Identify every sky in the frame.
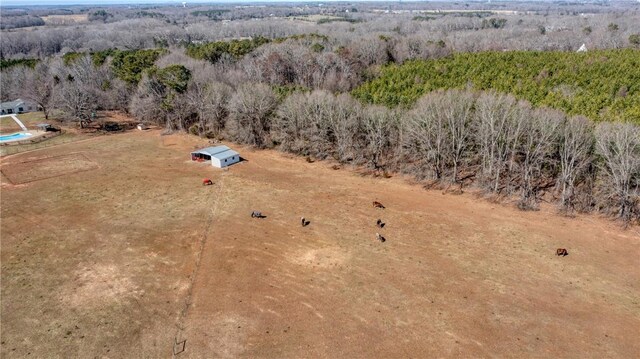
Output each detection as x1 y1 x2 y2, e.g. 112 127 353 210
2 0 321 6
3 0 363 5
5 0 228 5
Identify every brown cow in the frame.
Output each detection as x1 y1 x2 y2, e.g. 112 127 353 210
376 233 386 243
556 248 568 256
373 201 385 209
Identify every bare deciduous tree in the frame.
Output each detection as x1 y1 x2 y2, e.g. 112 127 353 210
405 93 449 181
186 76 231 137
226 83 277 148
517 108 562 210
273 90 333 157
475 92 526 194
443 90 474 183
327 94 362 163
130 73 166 125
557 116 594 214
595 122 640 225
405 90 474 183
1 66 28 102
22 62 55 120
361 105 396 169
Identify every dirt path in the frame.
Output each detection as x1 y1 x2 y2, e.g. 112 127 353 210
172 169 229 356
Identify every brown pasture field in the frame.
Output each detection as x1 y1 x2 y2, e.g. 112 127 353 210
1 129 639 358
1 153 98 184
41 14 88 25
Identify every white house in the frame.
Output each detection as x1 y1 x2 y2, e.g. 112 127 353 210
191 145 240 168
0 99 39 115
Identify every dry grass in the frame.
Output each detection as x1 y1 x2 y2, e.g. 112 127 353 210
1 112 49 134
41 14 88 25
288 14 344 22
1 129 638 358
1 153 98 184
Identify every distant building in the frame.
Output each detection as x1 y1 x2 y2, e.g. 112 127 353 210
191 145 240 168
0 99 39 115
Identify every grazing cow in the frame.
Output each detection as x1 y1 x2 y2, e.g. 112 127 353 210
301 217 310 227
556 248 568 256
376 219 385 228
373 201 385 209
376 233 386 243
202 178 213 186
251 211 265 218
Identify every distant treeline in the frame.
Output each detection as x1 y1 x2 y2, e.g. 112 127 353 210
353 49 640 123
191 10 230 19
317 17 362 24
0 15 45 30
185 34 328 64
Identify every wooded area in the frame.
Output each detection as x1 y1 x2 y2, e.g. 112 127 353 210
353 49 640 123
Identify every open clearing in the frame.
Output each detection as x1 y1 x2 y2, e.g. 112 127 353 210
1 153 98 184
41 14 88 25
1 130 639 358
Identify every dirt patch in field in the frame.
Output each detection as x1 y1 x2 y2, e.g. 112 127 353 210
290 246 350 268
1 152 98 184
63 264 143 308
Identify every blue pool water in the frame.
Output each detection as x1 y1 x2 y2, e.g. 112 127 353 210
0 132 32 142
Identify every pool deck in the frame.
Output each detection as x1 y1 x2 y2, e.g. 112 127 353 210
0 130 53 146
0 132 34 143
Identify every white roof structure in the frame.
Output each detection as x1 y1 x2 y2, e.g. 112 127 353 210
577 44 587 52
191 145 239 160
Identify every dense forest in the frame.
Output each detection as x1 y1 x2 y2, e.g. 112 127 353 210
353 49 640 123
0 1 638 225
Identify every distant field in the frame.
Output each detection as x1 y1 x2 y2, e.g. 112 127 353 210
41 14 87 25
1 128 638 357
353 49 640 123
289 14 346 22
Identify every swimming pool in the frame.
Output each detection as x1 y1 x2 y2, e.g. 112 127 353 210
0 132 33 142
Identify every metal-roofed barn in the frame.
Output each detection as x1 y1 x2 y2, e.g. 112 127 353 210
191 145 240 168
